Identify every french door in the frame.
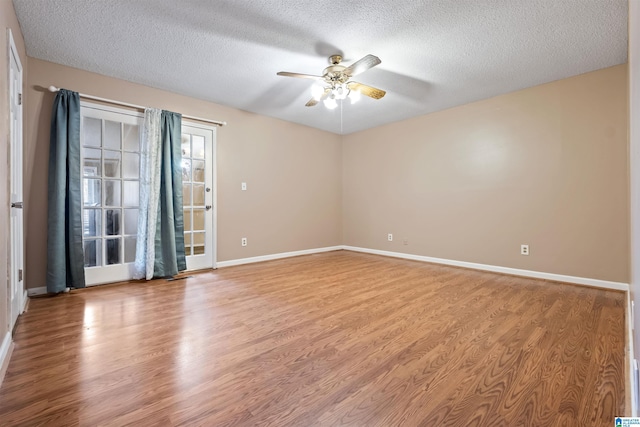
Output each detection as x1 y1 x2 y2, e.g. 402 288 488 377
81 105 142 285
80 104 216 285
181 123 216 271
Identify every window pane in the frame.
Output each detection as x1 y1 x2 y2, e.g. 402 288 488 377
83 148 101 176
183 208 192 231
183 184 192 205
106 238 121 265
193 184 205 206
104 180 121 206
193 160 205 183
123 124 140 152
192 135 205 159
84 239 101 267
124 237 136 263
123 181 139 207
193 209 205 231
83 209 101 237
104 120 121 150
193 232 205 245
184 233 192 257
193 232 205 255
104 150 121 178
124 209 138 235
123 153 139 179
83 179 101 206
181 134 191 157
105 209 121 235
83 117 101 147
182 159 191 182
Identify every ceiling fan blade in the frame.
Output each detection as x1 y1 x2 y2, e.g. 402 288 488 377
343 54 381 77
305 88 331 107
347 82 386 99
277 71 325 80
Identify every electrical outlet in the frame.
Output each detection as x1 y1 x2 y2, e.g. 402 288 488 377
241 237 247 247
520 244 529 256
388 233 393 242
241 182 247 191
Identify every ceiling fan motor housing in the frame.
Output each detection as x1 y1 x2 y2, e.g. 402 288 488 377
323 65 349 84
329 55 343 65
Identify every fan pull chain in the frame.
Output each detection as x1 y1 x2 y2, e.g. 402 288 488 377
340 99 343 134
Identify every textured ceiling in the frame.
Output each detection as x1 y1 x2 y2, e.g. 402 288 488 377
13 0 628 134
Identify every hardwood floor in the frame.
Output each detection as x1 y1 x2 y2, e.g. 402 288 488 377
0 250 626 426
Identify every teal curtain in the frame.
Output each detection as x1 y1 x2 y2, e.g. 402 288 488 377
46 89 86 293
153 111 186 277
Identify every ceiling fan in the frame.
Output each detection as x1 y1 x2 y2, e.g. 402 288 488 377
277 54 386 109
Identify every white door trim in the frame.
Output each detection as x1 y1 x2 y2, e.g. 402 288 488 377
7 28 24 331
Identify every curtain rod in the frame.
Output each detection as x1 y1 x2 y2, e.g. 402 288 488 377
48 86 227 127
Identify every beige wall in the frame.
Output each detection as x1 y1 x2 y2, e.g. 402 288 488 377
343 65 629 283
0 0 27 337
25 59 343 289
21 59 630 288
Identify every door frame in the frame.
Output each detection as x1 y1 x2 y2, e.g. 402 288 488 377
7 28 25 331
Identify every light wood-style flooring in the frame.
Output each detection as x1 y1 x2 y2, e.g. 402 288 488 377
0 250 626 426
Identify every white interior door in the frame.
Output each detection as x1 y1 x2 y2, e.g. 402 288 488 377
181 123 216 270
8 29 24 330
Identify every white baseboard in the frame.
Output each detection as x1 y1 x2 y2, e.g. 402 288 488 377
27 286 47 296
0 332 12 386
21 289 28 313
342 246 629 291
628 291 638 416
30 246 629 291
218 245 628 290
216 246 343 268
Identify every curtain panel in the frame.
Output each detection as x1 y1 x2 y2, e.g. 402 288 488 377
46 89 86 293
154 111 187 277
134 109 186 279
134 108 162 280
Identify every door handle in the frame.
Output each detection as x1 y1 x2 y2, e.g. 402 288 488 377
11 202 23 209
205 205 212 211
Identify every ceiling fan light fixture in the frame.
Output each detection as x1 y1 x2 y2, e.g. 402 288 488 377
349 89 361 104
310 84 325 101
334 84 349 100
324 97 338 109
